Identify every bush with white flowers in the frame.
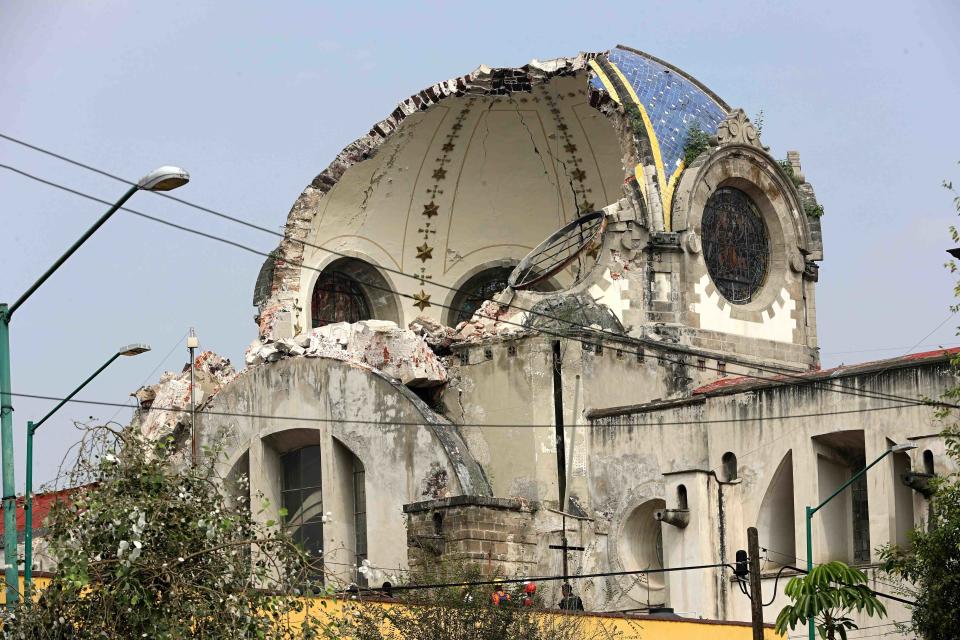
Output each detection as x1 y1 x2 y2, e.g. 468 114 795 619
4 424 327 639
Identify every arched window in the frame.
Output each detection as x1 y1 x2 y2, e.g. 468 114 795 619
702 187 769 304
677 484 688 510
449 266 515 326
448 264 555 326
310 257 400 328
757 451 795 566
281 446 324 577
923 449 935 475
312 271 372 328
721 452 738 481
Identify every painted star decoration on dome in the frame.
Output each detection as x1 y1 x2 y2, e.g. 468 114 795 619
413 290 431 311
422 202 439 218
416 243 433 262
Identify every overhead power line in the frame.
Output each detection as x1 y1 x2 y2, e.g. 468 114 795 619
347 561 738 593
1 132 952 409
4 134 955 412
10 391 918 429
0 161 953 414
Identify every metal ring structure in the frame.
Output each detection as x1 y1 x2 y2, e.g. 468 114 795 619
508 211 607 290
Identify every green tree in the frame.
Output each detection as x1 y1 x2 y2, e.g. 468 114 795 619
879 174 960 639
5 424 325 639
774 561 886 640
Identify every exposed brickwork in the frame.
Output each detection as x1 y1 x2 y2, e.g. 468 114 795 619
404 496 539 577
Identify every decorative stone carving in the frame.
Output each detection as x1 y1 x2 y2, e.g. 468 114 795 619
716 108 763 149
685 230 702 254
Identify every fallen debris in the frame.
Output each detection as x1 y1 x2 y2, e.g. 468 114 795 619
133 351 237 442
245 320 447 388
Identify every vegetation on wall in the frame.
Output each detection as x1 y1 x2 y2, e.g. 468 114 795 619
879 171 960 640
683 124 712 166
778 159 804 187
804 201 826 218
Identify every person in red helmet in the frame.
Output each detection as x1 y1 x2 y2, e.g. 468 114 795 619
521 581 537 607
490 583 511 606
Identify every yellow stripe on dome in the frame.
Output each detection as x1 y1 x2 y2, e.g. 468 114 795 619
588 60 621 104
663 161 686 231
605 61 670 230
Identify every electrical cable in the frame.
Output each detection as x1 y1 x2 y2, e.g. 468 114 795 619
761 547 906 593
0 162 951 414
341 561 737 594
0 134 951 410
9 392 919 430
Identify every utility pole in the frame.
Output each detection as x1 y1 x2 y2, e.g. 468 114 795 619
747 527 764 640
187 328 199 466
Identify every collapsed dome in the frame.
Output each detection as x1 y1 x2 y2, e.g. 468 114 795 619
256 46 732 338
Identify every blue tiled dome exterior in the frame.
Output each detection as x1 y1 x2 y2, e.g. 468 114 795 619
590 46 729 226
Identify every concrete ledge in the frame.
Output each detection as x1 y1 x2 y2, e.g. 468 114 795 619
404 495 538 514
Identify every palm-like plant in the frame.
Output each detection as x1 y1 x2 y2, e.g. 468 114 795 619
775 561 886 640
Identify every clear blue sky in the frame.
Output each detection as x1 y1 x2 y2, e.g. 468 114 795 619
2 1 958 489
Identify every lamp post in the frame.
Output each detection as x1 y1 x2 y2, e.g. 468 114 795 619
0 166 188 606
803 442 917 640
23 344 150 598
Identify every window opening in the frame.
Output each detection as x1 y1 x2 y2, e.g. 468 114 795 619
280 446 324 579
851 471 870 563
702 187 769 304
923 449 934 475
311 270 372 328
722 452 738 481
353 456 367 586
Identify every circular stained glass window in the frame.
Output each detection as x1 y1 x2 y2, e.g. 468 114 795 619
702 187 769 304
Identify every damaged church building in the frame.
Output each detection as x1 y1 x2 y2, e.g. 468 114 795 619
128 46 955 628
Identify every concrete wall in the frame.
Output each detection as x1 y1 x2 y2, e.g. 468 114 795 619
197 356 489 579
589 355 957 631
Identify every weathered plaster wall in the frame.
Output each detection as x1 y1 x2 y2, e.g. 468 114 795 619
588 355 957 625
196 356 490 574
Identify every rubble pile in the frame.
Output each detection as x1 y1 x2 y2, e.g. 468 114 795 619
133 351 237 442
452 299 528 342
408 315 459 354
245 320 447 387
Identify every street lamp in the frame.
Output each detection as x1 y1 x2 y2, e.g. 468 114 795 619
23 344 150 598
803 442 917 639
0 166 187 606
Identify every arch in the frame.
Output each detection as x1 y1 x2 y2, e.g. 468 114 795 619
923 449 935 475
891 449 914 548
280 444 325 577
619 498 667 590
756 450 795 566
721 452 738 482
309 257 400 328
444 261 558 326
676 484 688 510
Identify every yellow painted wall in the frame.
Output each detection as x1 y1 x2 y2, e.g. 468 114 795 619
8 577 781 638
289 596 783 639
